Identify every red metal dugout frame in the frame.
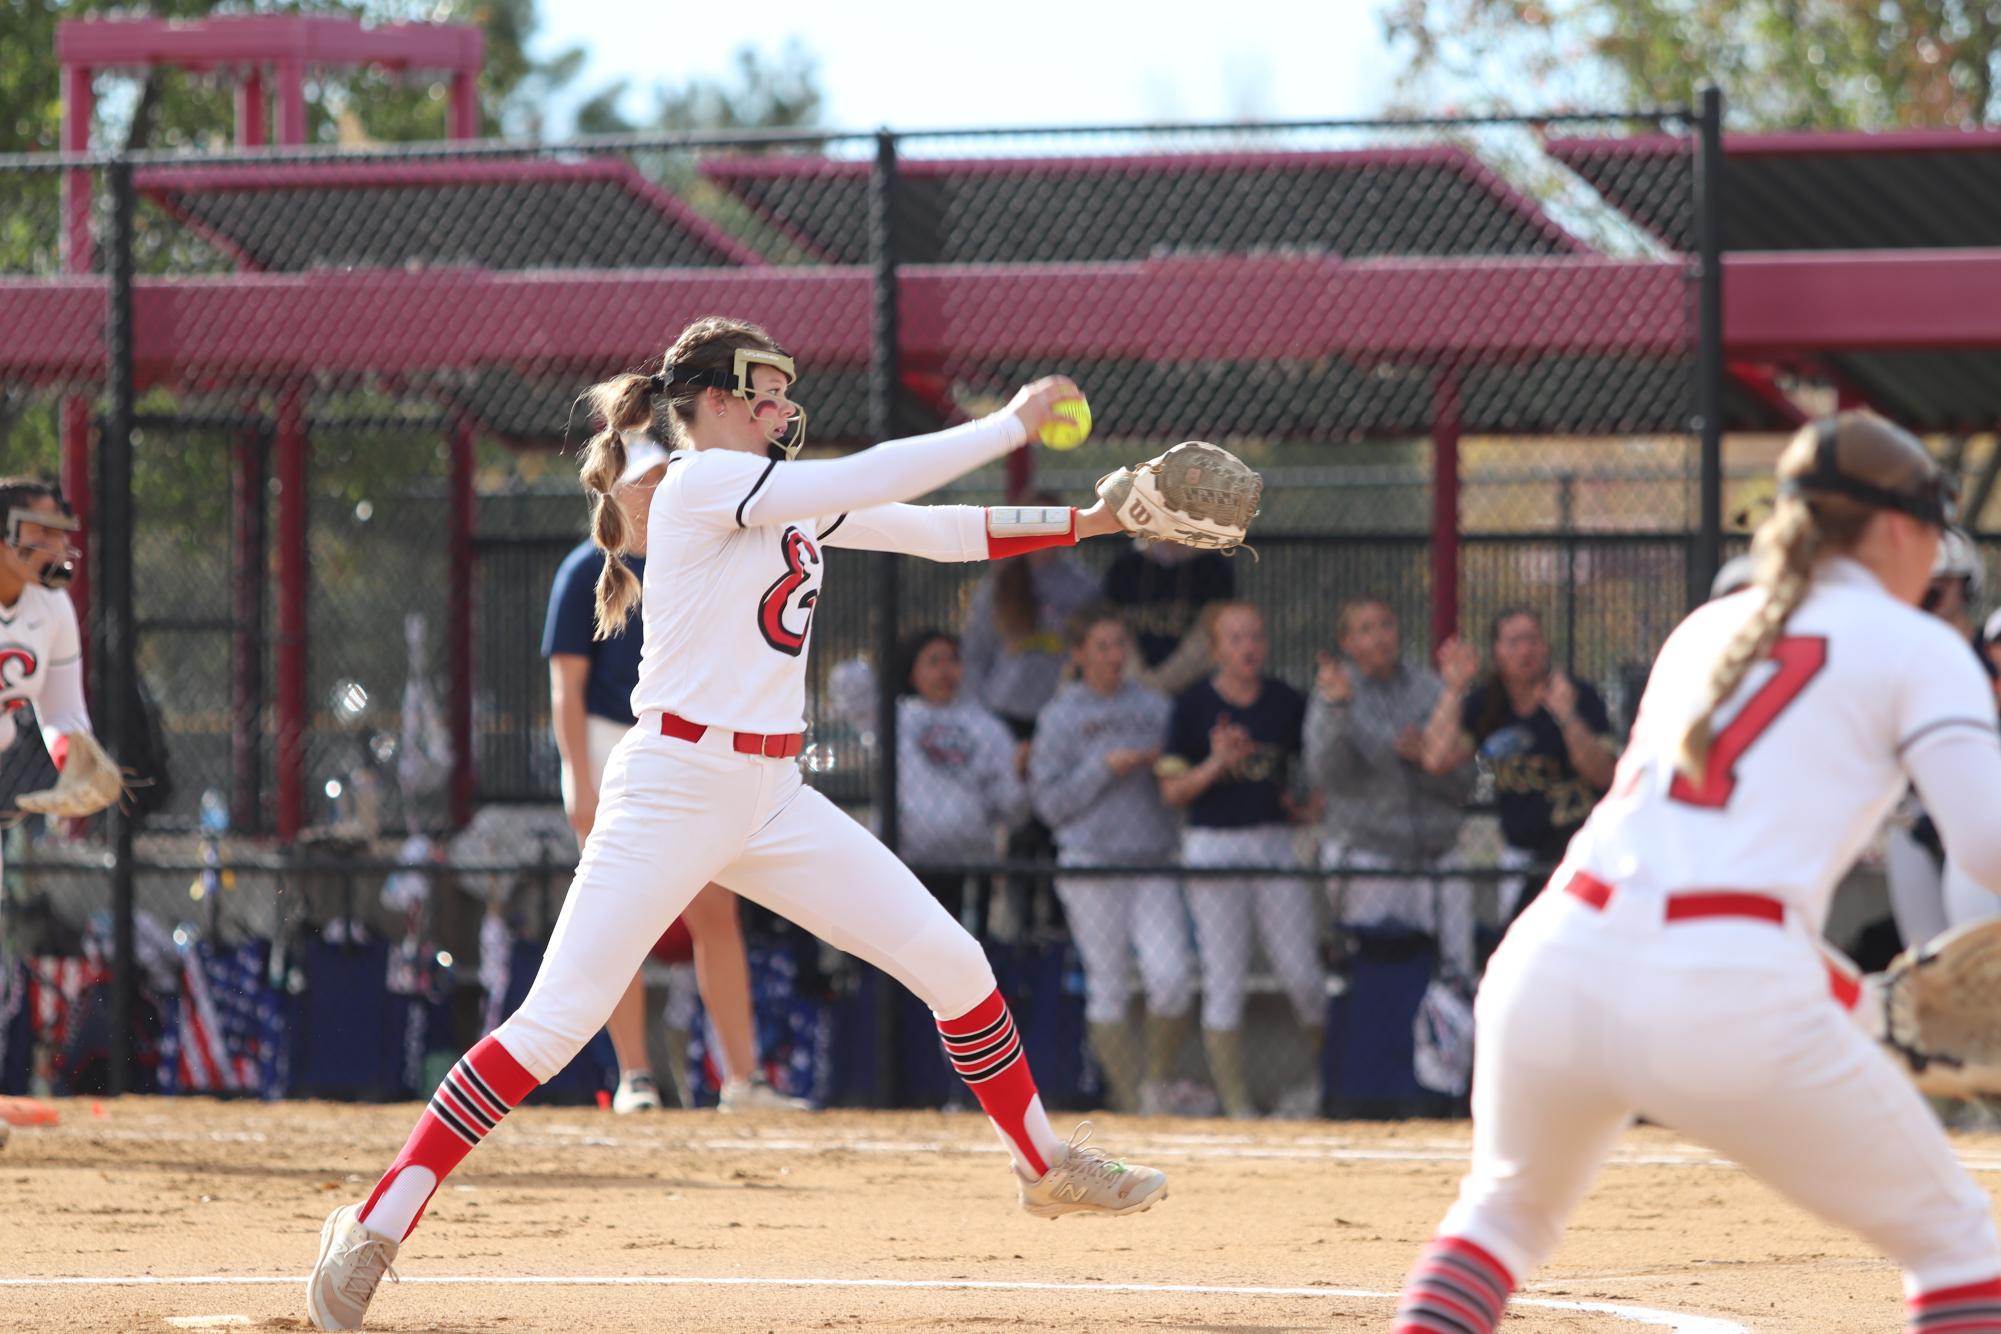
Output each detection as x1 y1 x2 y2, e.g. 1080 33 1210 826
58 14 485 840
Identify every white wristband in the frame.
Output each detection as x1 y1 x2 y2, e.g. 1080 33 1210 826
987 506 1072 538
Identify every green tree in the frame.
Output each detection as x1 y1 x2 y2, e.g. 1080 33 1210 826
0 0 591 155
576 40 825 134
1380 0 2001 127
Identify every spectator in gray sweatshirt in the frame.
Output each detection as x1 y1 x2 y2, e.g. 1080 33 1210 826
961 491 1101 931
1305 596 1479 980
1030 605 1195 1114
961 494 1103 737
895 628 1031 933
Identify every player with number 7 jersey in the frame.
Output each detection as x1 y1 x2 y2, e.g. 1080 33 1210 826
1393 412 2001 1334
307 317 1168 1333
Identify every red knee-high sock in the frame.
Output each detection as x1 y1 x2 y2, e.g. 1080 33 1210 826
1909 1277 2001 1333
358 1034 538 1240
1394 1235 1516 1334
938 989 1049 1177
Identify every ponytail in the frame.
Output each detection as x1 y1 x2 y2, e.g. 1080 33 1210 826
577 371 655 640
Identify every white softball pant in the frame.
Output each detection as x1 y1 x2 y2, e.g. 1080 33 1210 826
495 716 995 1080
1053 857 1196 1025
1441 882 2000 1295
1181 825 1324 1032
1325 842 1477 980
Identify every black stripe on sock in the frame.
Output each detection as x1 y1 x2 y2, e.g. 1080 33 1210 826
949 1025 1020 1073
1396 1296 1481 1334
457 1061 506 1115
440 1076 498 1132
1912 1304 2001 1328
1431 1254 1507 1312
956 1037 1024 1082
1414 1271 1500 1325
939 1011 1010 1049
427 1095 481 1147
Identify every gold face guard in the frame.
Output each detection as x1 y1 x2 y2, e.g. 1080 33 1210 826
732 349 805 460
664 348 807 460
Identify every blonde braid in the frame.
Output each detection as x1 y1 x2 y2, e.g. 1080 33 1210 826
577 372 655 640
1673 500 1821 783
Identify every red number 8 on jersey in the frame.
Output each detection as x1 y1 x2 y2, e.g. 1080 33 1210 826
757 527 821 658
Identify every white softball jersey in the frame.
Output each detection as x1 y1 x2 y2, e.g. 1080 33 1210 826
0 582 90 757
1563 556 1998 929
629 416 1028 736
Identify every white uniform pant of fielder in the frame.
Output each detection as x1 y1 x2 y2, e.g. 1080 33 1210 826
1053 861 1197 1026
1180 826 1324 1033
495 717 996 1081
1443 887 2001 1295
1323 842 1477 981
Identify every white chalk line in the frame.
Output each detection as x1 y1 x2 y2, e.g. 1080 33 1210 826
0 1273 1749 1332
48 1122 2001 1175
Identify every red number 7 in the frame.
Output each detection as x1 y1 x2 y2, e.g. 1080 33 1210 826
1668 635 1828 809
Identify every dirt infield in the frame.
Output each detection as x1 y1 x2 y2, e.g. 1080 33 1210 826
3 1097 1994 1332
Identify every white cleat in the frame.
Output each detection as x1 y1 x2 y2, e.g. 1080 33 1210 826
611 1070 663 1114
306 1204 398 1332
1017 1123 1168 1220
719 1075 812 1112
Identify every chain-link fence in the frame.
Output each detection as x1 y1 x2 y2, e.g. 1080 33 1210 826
0 107 1766 1108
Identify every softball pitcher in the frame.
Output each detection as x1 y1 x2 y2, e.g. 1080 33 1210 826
308 318 1172 1331
1395 413 2001 1334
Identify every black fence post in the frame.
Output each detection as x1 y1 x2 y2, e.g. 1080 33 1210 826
868 128 902 1111
1690 86 1727 611
870 129 901 856
101 158 138 1096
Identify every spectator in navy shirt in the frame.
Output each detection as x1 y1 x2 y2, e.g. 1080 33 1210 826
1158 602 1324 1119
1104 539 1236 697
544 445 799 1113
1420 608 1615 924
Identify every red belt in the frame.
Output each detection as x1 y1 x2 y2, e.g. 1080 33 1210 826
1562 870 1858 1009
659 711 803 759
1562 870 1786 924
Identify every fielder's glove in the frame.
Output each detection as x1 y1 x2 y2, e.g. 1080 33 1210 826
1095 441 1262 554
1857 919 2001 1098
16 730 127 819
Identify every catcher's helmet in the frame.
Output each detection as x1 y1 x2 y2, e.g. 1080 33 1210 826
1932 526 1986 608
0 479 80 590
1709 553 1756 601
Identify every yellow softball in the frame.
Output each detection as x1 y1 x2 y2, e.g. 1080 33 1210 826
1038 396 1092 450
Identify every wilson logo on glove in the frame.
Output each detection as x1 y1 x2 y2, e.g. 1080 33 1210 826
1095 441 1262 555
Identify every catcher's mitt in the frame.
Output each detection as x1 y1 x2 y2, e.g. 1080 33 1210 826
15 730 126 819
1096 441 1262 554
1858 919 2001 1098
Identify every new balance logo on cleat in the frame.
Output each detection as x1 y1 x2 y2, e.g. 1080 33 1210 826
1017 1123 1168 1220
